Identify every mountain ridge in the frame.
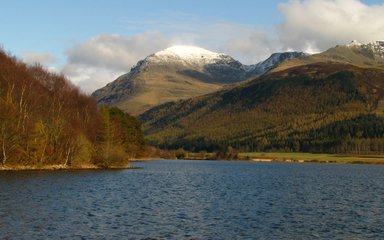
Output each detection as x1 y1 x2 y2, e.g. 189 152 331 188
92 46 304 115
271 40 384 73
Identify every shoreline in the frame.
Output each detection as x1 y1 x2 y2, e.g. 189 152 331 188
0 163 139 172
0 157 164 171
238 152 384 165
129 158 159 162
180 152 384 164
183 158 384 164
3 154 384 171
246 158 384 164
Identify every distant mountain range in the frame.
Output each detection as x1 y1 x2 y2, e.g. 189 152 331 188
272 40 384 72
92 46 305 115
92 40 384 153
137 41 384 153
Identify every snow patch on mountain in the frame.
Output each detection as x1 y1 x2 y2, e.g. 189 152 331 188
246 52 307 76
149 45 229 65
346 40 384 58
156 45 223 59
365 41 384 58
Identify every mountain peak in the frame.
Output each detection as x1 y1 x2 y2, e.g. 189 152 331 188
155 45 223 60
346 40 363 47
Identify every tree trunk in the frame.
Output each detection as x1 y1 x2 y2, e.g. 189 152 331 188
2 140 6 166
64 147 71 166
40 139 48 165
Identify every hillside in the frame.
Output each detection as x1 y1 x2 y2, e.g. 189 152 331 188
92 45 304 115
0 50 145 169
272 40 384 72
139 63 384 153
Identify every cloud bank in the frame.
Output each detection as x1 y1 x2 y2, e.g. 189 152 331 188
62 32 178 92
60 0 384 93
279 0 384 52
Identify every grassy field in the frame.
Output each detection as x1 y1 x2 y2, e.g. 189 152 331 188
239 152 384 164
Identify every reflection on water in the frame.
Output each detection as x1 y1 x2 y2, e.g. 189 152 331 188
1 160 384 239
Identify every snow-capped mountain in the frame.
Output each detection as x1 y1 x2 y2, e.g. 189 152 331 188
92 45 304 115
346 40 384 59
131 45 248 84
320 40 384 63
246 52 307 77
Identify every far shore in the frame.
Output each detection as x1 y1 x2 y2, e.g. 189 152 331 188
182 152 384 164
3 152 384 171
128 157 159 162
239 152 384 164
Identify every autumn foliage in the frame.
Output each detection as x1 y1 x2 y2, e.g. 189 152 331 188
0 50 144 168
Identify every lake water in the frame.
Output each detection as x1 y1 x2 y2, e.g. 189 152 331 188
1 160 384 239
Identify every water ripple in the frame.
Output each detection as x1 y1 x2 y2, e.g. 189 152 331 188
1 160 384 239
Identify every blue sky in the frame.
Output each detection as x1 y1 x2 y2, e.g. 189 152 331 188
1 0 384 92
1 0 282 57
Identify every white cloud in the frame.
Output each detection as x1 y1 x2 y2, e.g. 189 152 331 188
64 65 125 94
65 32 173 72
21 51 57 65
20 51 59 72
278 0 384 52
214 23 279 64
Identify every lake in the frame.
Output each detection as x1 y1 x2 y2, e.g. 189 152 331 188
1 160 384 239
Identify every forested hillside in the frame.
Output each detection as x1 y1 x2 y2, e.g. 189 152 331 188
140 63 384 154
0 50 144 169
